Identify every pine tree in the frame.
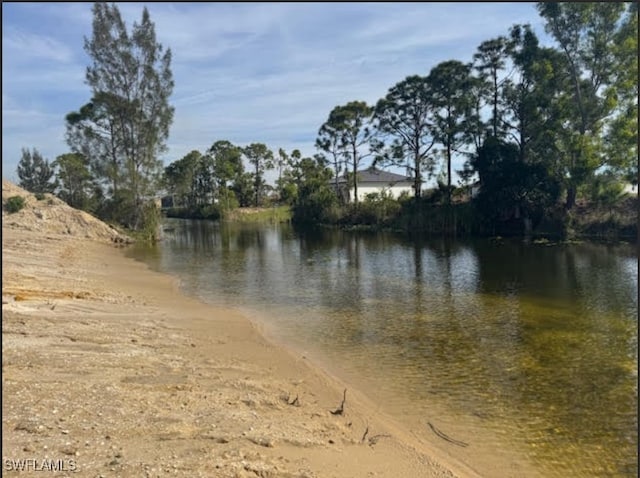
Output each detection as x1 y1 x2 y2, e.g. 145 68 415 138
17 148 57 194
66 2 174 231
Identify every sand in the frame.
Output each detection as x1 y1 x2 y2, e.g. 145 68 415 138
2 181 480 477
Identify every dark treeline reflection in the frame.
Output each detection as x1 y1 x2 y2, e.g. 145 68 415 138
129 219 638 477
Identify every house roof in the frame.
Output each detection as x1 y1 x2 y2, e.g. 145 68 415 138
334 167 412 185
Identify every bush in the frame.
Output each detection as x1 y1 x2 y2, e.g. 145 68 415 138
339 192 401 228
4 195 26 213
588 174 626 210
164 204 221 221
218 188 240 213
35 192 46 201
279 183 298 205
198 204 221 220
137 201 162 241
393 198 482 236
292 184 340 225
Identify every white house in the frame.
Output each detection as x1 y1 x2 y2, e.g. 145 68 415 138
331 167 415 203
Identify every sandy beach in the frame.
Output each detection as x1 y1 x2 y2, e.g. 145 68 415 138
2 180 482 477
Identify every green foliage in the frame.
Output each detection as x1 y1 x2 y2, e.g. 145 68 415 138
224 206 292 224
277 149 315 206
137 201 162 242
373 75 436 198
316 101 374 204
94 191 136 226
472 36 511 138
472 137 561 233
339 192 401 228
4 195 26 214
163 150 209 209
587 172 627 209
243 143 274 207
502 25 569 167
273 148 292 202
17 148 57 194
53 152 95 211
536 1 630 209
316 111 347 194
209 140 244 194
293 186 340 225
48 1 633 240
217 188 240 214
605 100 638 185
278 182 298 205
66 3 174 233
427 60 475 203
231 172 255 208
394 199 481 236
162 142 248 220
165 204 221 221
292 156 340 224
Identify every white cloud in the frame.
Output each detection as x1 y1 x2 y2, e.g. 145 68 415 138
2 2 552 185
3 28 75 63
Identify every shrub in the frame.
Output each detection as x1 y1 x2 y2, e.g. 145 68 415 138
137 201 162 241
34 192 46 201
292 184 340 225
339 192 401 228
4 195 26 213
218 188 240 213
198 204 221 220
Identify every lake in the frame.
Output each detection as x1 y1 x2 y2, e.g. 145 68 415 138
128 219 638 477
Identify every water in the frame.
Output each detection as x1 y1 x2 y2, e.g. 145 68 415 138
129 219 638 477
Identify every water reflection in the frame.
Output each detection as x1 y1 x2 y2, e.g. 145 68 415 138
132 220 638 477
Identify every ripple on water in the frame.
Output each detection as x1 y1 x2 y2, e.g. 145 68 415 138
128 221 638 478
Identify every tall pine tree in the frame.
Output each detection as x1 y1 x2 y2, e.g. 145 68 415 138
66 2 174 231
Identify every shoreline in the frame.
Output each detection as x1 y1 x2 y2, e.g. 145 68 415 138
2 223 482 477
140 251 544 478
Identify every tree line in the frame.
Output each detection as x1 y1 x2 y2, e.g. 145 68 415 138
315 2 637 214
158 2 637 235
14 2 637 238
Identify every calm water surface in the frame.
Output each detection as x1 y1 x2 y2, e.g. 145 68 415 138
129 219 638 477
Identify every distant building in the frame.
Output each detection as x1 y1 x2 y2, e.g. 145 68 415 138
623 182 638 196
330 167 415 203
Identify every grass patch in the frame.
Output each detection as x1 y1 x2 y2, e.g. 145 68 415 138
223 205 291 223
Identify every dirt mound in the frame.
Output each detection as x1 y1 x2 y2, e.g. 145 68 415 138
2 179 132 244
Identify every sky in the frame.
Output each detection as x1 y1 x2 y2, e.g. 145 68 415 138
2 2 553 186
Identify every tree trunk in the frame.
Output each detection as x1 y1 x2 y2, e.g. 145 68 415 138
414 157 421 198
565 185 576 210
255 161 260 207
333 154 341 203
524 216 532 238
447 138 452 205
493 69 499 137
352 146 358 206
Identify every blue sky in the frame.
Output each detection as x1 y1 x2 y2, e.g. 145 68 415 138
2 2 552 185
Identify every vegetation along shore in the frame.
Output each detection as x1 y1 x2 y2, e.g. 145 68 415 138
9 3 637 243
